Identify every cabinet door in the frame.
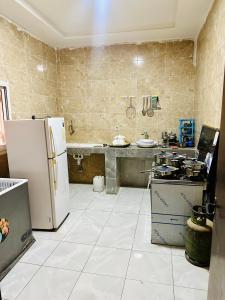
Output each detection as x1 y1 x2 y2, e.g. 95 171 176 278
151 222 187 246
151 183 203 216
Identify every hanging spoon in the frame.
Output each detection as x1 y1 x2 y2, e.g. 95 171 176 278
147 96 154 117
142 96 147 116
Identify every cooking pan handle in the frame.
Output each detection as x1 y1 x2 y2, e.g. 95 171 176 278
140 169 154 173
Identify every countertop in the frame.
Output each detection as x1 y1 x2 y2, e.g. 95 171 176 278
66 143 196 158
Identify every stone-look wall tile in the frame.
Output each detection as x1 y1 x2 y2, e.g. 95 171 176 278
0 16 197 144
195 0 225 138
58 41 195 143
0 17 57 119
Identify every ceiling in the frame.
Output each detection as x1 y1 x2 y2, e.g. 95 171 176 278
0 0 213 48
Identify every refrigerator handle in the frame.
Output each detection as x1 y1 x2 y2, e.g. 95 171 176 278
49 126 56 158
52 157 58 193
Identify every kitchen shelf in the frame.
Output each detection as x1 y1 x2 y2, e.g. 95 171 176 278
179 119 195 147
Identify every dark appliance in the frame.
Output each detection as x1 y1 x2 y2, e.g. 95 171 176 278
197 125 220 210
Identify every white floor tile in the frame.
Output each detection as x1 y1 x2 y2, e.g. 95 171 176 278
133 214 170 254
16 266 80 300
135 214 151 230
44 242 93 271
1 263 39 300
171 247 185 257
106 212 138 229
69 273 124 300
69 196 93 210
140 190 151 215
174 286 208 300
84 246 130 277
97 227 135 249
33 211 84 241
118 187 144 202
70 184 92 194
88 197 117 211
172 255 209 290
2 186 209 298
133 236 171 254
64 222 102 245
113 200 141 214
91 192 118 201
127 251 173 285
78 210 111 227
20 239 59 265
121 279 174 300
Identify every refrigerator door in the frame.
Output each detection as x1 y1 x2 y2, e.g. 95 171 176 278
4 120 54 230
48 152 69 228
45 118 67 158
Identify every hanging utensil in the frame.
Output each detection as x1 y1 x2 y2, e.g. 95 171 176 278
151 96 161 110
142 97 146 116
147 96 154 117
126 96 136 119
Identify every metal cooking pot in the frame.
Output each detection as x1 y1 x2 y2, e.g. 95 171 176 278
154 151 168 165
183 158 205 170
183 158 206 177
169 152 186 168
154 164 179 177
154 151 186 167
185 168 201 178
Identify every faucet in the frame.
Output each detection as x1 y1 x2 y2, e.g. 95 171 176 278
68 120 75 135
142 131 149 139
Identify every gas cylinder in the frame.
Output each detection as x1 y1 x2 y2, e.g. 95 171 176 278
185 205 213 267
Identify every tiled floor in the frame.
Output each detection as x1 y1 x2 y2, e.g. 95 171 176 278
1 184 209 300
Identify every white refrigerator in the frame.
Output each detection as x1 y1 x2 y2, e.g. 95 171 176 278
4 117 69 230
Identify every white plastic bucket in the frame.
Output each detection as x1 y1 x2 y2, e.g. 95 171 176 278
93 176 105 192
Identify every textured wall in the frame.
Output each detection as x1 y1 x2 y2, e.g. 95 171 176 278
195 0 225 137
0 17 58 119
57 41 195 144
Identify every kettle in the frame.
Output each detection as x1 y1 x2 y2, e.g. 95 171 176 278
112 135 126 146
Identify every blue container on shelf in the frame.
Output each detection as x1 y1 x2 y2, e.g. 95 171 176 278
179 119 195 147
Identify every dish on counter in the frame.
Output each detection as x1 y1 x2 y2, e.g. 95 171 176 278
136 139 158 148
109 143 130 148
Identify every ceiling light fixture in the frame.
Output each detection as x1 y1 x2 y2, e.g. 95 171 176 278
133 56 144 66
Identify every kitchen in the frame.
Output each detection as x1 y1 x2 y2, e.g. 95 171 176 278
0 0 225 299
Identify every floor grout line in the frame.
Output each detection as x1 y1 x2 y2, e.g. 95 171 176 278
65 201 114 300
171 251 176 300
118 188 144 300
13 265 41 300
12 207 88 300
3 186 208 299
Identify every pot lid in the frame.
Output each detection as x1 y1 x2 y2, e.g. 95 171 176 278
171 152 186 160
183 158 205 166
155 164 178 173
155 151 170 158
155 151 185 160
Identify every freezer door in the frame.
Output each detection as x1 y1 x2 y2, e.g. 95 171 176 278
49 152 69 228
45 118 67 158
